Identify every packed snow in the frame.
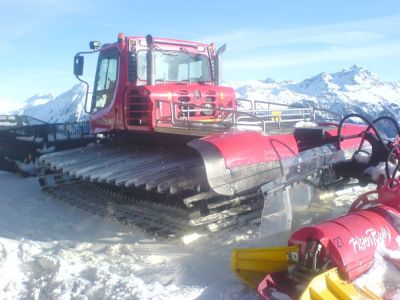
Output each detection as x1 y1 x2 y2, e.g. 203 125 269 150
1 170 400 299
0 171 262 300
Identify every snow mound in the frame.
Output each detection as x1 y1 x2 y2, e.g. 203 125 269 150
0 172 262 299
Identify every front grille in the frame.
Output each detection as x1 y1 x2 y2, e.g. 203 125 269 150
126 94 151 126
205 96 215 102
178 96 190 103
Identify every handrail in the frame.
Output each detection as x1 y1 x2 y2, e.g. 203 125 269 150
155 99 268 131
154 98 345 134
236 98 342 121
154 99 320 133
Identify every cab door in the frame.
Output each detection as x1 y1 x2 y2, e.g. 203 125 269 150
90 49 119 133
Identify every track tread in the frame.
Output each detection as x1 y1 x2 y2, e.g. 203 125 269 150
37 145 265 235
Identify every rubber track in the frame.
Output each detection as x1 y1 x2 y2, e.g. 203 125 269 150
37 162 264 235
45 181 190 236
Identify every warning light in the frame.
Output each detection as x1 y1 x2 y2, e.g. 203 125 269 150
209 43 216 54
118 32 125 50
118 32 125 42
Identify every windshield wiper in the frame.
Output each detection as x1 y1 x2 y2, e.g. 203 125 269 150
179 47 190 54
161 52 179 56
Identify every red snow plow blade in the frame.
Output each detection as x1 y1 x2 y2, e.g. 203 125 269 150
233 177 400 299
258 204 399 299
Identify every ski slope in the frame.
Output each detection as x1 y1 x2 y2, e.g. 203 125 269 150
0 171 399 299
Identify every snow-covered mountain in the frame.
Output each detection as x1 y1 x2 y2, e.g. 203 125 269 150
21 84 88 123
23 93 54 109
1 65 399 124
230 65 400 119
0 84 88 123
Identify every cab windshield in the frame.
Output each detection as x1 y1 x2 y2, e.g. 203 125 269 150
137 50 211 83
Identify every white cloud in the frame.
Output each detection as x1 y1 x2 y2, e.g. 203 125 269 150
0 0 91 52
200 14 400 49
224 42 400 71
198 14 400 79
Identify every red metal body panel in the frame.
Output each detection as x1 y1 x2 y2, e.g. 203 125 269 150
257 181 400 299
91 43 128 134
200 130 298 168
289 207 399 281
89 35 235 135
199 124 365 169
123 84 235 132
258 205 400 299
257 272 298 300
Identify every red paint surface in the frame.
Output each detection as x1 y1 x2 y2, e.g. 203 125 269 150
89 35 236 134
258 182 400 299
201 123 366 169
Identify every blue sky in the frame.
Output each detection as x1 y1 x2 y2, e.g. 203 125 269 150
0 0 399 102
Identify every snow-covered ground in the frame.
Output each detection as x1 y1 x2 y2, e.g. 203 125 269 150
0 171 263 300
1 170 400 299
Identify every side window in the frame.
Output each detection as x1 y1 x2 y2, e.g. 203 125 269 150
137 51 147 81
92 54 118 112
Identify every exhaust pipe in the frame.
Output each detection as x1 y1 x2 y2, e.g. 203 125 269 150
146 34 154 85
215 44 226 86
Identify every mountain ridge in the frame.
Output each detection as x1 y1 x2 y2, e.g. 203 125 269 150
230 65 400 119
1 65 399 123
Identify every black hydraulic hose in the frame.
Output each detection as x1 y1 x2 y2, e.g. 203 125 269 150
359 116 400 153
371 115 400 136
337 113 387 151
385 143 400 180
338 114 400 180
358 115 400 179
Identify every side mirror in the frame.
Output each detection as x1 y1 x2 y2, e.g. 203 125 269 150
74 55 84 76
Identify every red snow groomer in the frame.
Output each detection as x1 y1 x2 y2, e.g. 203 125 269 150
36 32 398 234
232 125 400 299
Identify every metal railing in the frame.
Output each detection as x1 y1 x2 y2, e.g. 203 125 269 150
0 115 47 129
154 98 341 134
0 116 92 142
47 122 92 138
155 99 268 132
237 98 342 121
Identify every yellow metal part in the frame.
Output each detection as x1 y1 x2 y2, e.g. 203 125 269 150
271 111 282 122
231 245 299 288
191 117 222 123
300 268 382 300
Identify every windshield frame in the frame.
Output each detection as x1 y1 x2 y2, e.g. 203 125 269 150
136 49 212 83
